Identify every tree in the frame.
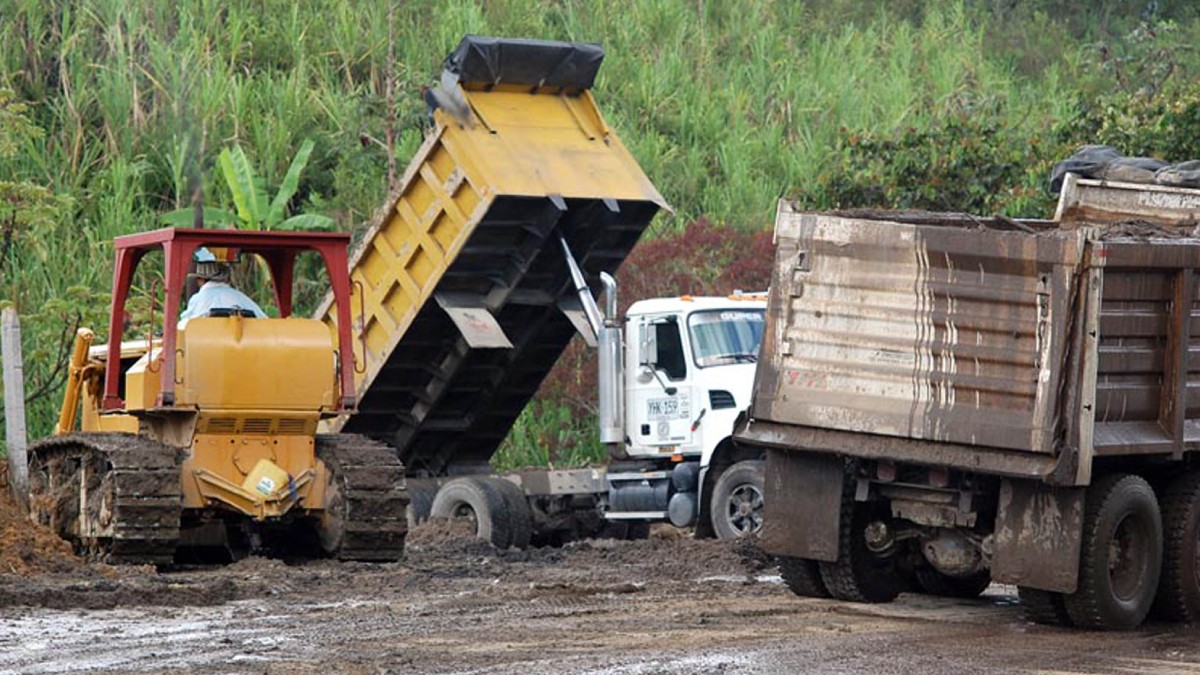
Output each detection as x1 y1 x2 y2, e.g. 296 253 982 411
161 140 333 231
0 89 66 267
0 88 86 450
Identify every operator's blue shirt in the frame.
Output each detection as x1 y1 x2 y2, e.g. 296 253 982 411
180 281 267 320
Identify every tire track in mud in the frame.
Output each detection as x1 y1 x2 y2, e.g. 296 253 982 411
0 601 310 674
7 523 1200 674
6 579 1200 675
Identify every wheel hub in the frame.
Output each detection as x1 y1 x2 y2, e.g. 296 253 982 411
451 503 479 528
1109 512 1149 602
725 484 764 536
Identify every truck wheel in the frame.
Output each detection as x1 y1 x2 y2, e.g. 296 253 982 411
779 556 831 598
819 502 903 603
1063 473 1162 630
1152 470 1200 622
405 480 437 530
430 477 515 549
1019 587 1073 626
914 568 991 598
483 477 533 550
710 460 765 540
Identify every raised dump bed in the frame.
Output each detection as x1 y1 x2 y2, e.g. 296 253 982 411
319 36 667 477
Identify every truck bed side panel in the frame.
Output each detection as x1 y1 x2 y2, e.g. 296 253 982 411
753 206 1084 455
1091 241 1200 457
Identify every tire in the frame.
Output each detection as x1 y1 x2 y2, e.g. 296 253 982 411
1152 470 1200 622
430 477 515 549
405 480 438 530
914 567 991 599
1063 473 1162 630
818 486 903 603
1019 586 1073 626
483 477 533 549
779 556 831 598
710 460 765 540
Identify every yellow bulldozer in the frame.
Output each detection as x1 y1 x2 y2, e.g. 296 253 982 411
28 34 668 563
27 227 406 564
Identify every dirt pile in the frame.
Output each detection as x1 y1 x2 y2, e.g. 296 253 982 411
560 536 764 583
0 507 773 611
406 516 483 551
0 461 86 576
404 516 768 585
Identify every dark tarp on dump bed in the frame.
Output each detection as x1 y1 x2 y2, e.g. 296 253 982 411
444 35 605 90
1049 145 1200 193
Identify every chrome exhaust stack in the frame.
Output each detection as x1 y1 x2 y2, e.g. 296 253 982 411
597 272 624 444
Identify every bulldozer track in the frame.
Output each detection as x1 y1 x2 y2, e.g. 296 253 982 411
314 434 407 561
27 432 182 565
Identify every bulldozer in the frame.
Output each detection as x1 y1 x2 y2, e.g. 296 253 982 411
27 227 407 564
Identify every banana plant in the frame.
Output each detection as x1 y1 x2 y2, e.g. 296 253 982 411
161 139 333 231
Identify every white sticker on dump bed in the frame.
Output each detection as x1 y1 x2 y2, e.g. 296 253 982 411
256 477 277 495
646 397 689 421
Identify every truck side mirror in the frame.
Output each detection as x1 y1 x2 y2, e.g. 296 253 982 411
638 317 679 394
639 322 657 369
636 322 657 383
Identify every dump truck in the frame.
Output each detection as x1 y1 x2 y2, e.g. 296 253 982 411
317 35 767 545
734 174 1200 630
31 36 767 563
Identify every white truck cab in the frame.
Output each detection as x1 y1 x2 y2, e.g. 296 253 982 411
601 292 767 539
623 296 762 461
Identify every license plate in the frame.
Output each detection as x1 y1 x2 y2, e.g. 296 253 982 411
646 397 688 421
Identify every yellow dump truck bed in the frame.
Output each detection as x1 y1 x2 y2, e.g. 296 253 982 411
320 36 667 476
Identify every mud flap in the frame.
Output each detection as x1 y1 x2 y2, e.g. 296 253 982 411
762 448 843 562
991 478 1084 593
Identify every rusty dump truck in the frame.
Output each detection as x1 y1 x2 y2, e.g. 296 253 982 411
735 174 1200 630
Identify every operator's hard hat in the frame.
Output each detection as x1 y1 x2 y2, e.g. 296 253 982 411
190 247 230 282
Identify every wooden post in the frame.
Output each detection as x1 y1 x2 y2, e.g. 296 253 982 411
2 308 28 509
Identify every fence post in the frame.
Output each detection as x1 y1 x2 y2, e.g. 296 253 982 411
2 308 28 509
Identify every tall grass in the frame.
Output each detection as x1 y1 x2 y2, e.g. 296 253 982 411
492 401 604 473
1 0 1198 456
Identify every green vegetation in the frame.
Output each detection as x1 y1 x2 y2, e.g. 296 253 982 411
2 0 1200 465
161 139 332 232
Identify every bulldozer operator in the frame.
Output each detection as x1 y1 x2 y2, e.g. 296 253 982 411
180 247 266 320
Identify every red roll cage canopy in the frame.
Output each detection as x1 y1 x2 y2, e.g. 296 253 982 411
101 227 356 412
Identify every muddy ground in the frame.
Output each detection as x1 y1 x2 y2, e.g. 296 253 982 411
3 508 1200 675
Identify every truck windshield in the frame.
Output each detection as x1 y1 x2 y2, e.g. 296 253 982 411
688 309 764 368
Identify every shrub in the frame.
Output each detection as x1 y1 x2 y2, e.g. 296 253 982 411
798 102 1060 217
